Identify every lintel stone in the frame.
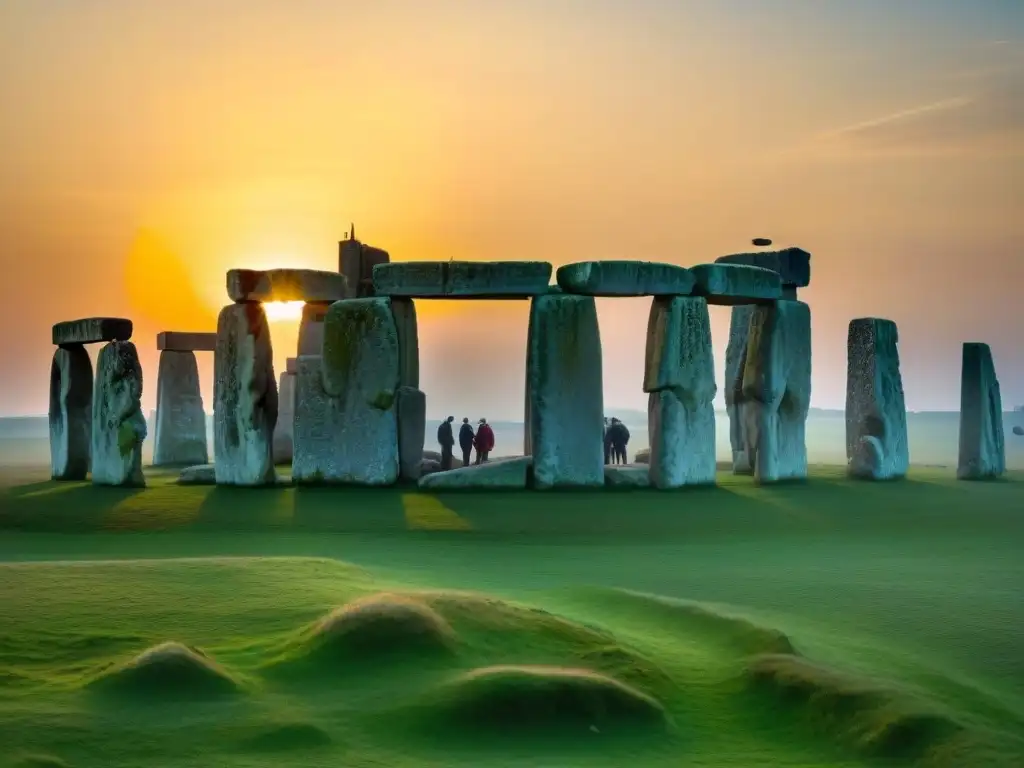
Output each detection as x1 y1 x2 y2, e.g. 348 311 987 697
156 331 216 352
372 261 552 298
690 263 782 306
52 317 132 346
226 269 349 303
557 261 695 297
715 247 811 288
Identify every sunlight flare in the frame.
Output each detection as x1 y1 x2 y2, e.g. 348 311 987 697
262 301 305 322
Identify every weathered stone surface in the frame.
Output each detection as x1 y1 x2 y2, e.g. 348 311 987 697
373 261 552 298
91 341 146 487
604 465 650 488
273 371 296 465
633 448 650 464
156 332 216 352
724 305 756 474
340 238 391 298
690 264 782 306
226 269 348 303
396 386 426 481
286 357 298 375
957 343 1006 480
526 294 604 488
845 318 908 481
556 261 695 297
178 464 216 485
213 303 278 486
297 303 330 356
293 299 400 485
644 296 717 488
420 458 442 476
422 450 464 469
741 300 812 484
52 317 132 346
418 456 530 490
321 297 400 400
153 350 208 466
391 298 420 388
715 247 811 288
48 345 93 480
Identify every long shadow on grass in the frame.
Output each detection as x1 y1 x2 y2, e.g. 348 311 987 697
0 483 144 532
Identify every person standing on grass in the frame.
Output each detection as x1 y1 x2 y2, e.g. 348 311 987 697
458 417 475 468
603 417 613 464
474 418 495 464
437 415 455 470
608 418 630 464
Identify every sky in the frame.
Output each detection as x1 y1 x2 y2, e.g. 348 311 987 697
1 0 1022 420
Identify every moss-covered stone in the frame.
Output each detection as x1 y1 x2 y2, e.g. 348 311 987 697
91 341 146 487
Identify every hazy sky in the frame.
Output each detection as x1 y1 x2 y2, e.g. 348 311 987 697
2 0 1022 420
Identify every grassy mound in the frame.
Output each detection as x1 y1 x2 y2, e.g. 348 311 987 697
746 653 966 761
84 641 241 700
417 664 668 736
236 722 333 753
273 593 459 669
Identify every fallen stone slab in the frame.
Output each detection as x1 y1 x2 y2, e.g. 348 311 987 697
293 299 400 485
556 261 695 297
846 318 908 481
418 456 531 490
633 448 650 464
422 450 464 469
373 261 552 298
526 294 605 488
741 300 812 484
153 350 208 466
156 332 216 352
715 247 811 288
226 269 349 303
273 371 296 465
957 342 1005 480
724 305 756 474
690 264 782 306
91 341 147 487
1013 425 1024 437
48 344 93 480
645 296 717 488
53 317 132 346
604 465 650 488
213 303 278 486
396 386 426 481
178 464 216 485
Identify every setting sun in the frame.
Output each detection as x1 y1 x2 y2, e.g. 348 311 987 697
262 301 305 322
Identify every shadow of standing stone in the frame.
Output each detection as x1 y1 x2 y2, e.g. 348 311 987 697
49 344 93 480
957 342 1005 480
92 341 146 487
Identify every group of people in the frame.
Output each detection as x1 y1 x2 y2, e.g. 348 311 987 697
604 416 631 464
437 416 495 470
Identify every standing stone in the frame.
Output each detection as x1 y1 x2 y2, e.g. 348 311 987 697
725 306 756 474
396 386 427 481
213 303 278 486
846 318 908 480
526 294 604 489
644 296 716 488
49 344 93 480
91 341 146 486
298 303 330 356
957 343 1005 480
153 350 208 466
741 300 812 484
273 370 296 465
293 298 400 484
391 298 420 388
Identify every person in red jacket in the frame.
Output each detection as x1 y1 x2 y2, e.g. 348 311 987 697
474 417 495 464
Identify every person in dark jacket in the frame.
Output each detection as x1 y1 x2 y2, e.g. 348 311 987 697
608 418 630 464
474 418 495 463
437 416 455 470
458 417 475 467
603 417 611 464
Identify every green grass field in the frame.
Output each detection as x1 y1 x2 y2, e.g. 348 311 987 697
1 463 1022 767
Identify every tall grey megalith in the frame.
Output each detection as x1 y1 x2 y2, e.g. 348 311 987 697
741 300 812 483
846 318 909 480
49 344 94 480
725 305 756 474
213 303 278 486
644 296 717 488
273 364 296 465
526 293 604 489
957 342 1005 480
153 346 210 467
91 341 147 486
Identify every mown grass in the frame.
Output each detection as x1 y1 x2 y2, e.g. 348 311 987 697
0 464 1022 767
